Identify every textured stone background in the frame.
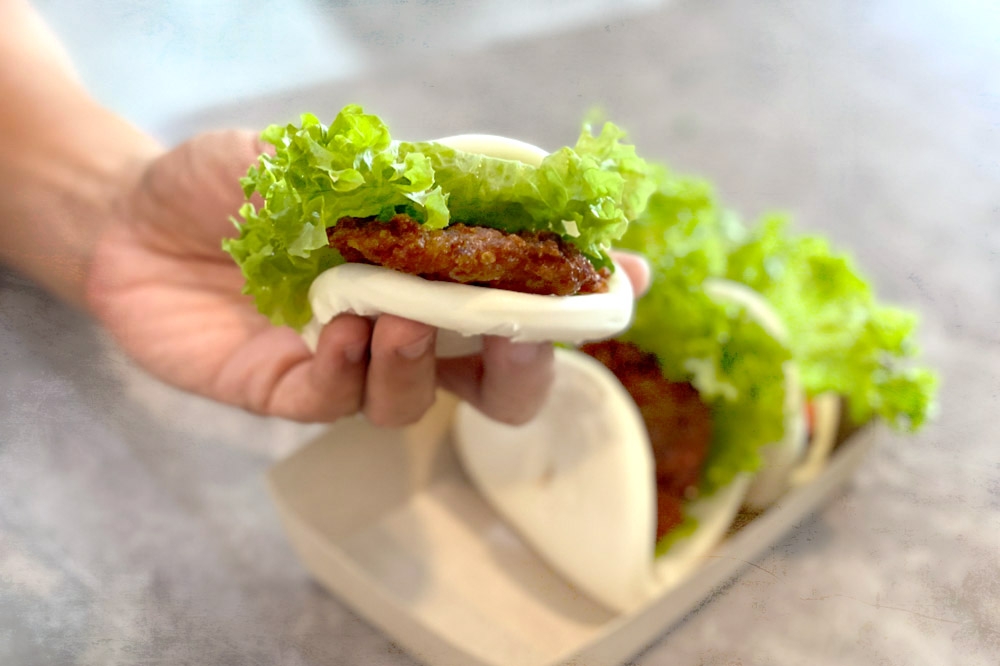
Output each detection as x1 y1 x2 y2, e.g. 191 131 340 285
2 1 998 664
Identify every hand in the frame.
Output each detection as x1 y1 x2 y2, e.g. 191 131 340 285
86 130 650 426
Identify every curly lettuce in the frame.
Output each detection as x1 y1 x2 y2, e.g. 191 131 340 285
726 215 937 431
618 169 791 506
618 165 937 554
223 105 654 329
620 166 936 433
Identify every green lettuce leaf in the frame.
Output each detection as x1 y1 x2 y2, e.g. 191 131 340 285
725 215 938 431
618 169 791 503
654 513 698 557
223 105 654 328
617 165 937 554
621 274 791 498
616 164 744 282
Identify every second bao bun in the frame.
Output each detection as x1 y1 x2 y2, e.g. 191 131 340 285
452 281 842 613
452 348 754 613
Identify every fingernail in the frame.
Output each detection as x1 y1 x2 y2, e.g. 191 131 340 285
397 334 434 360
505 342 545 364
343 342 367 364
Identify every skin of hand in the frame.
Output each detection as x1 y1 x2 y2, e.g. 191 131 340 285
84 130 651 426
0 0 650 428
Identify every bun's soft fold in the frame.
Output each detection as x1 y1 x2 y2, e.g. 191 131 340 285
301 261 634 357
454 349 657 612
454 349 755 613
433 133 549 165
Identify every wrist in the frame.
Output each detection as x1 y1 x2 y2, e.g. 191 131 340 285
0 99 161 307
0 0 163 308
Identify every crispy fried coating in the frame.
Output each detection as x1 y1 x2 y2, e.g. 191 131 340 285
581 340 712 541
328 215 609 296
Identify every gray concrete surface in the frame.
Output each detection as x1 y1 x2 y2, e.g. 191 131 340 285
2 1 998 664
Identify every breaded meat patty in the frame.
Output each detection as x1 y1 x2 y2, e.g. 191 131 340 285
328 214 609 296
581 339 713 540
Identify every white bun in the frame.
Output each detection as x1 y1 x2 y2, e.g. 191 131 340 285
301 262 634 357
741 362 807 510
454 348 753 613
454 349 656 612
702 279 789 341
434 133 549 164
299 133 634 357
703 278 808 510
789 392 843 487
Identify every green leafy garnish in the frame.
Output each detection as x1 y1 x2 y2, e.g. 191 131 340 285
223 105 654 329
618 164 937 554
726 215 938 431
654 514 699 557
619 169 791 501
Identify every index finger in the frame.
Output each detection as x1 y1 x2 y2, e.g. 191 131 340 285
610 249 651 296
437 337 555 425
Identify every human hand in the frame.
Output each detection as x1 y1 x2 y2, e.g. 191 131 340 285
86 130 650 426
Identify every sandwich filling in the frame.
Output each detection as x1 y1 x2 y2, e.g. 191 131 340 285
329 214 609 296
224 106 654 329
581 340 712 541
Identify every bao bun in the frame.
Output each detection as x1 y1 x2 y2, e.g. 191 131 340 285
454 349 752 613
299 134 636 357
454 281 838 613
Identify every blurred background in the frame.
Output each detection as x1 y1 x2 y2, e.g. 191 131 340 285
5 1 999 665
34 0 665 136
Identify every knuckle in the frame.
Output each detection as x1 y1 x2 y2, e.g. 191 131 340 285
364 391 435 429
493 405 537 427
364 405 398 428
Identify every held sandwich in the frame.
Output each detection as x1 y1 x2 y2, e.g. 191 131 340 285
223 105 655 356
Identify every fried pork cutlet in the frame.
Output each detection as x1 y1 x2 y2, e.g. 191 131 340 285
581 339 713 540
328 214 609 296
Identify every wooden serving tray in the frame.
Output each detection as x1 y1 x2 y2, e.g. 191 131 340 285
268 392 875 666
